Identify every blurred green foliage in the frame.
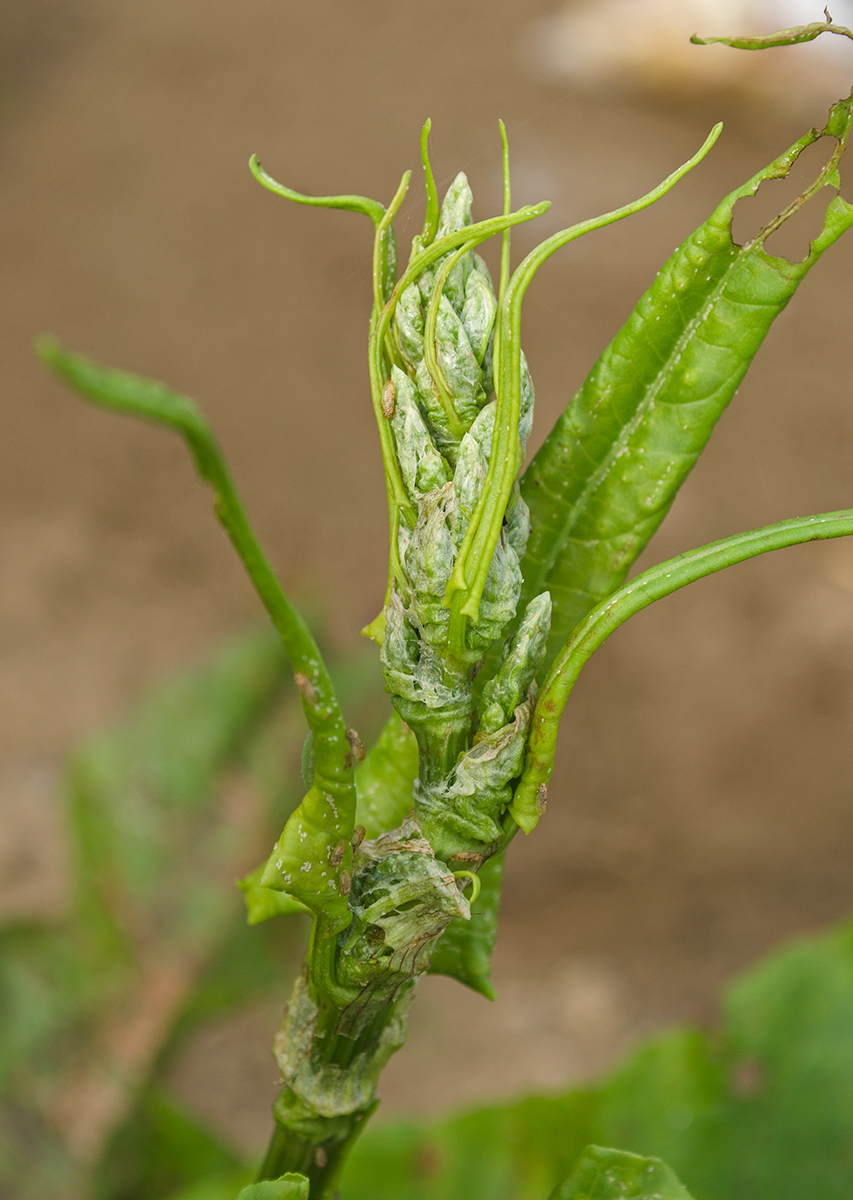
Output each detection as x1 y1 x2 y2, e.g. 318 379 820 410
342 919 853 1200
0 628 381 1200
4 629 853 1199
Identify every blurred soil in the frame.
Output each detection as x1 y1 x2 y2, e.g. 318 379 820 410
2 0 853 1160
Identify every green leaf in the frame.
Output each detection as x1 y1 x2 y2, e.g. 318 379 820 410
512 507 853 831
342 1092 596 1200
0 925 82 1096
0 631 298 1199
354 711 419 838
418 119 440 248
342 913 853 1200
37 340 358 867
549 1145 695 1199
448 125 721 637
519 93 853 667
237 1175 310 1200
67 628 289 961
428 851 504 999
161 1171 255 1200
95 1085 241 1200
249 154 397 307
238 864 313 924
259 779 354 928
249 155 385 226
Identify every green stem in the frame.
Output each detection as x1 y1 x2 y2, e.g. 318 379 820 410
409 698 477 789
36 339 354 809
258 1094 378 1198
257 913 417 1194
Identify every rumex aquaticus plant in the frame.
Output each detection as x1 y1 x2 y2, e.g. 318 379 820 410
36 17 853 1200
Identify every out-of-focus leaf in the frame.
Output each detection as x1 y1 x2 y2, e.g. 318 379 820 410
0 925 82 1094
94 1085 241 1200
161 1170 254 1200
341 1094 595 1200
164 912 302 1064
0 925 91 1197
592 921 853 1200
342 915 853 1200
0 629 297 1198
1 625 385 1200
428 852 504 999
549 1145 695 1199
236 1175 309 1200
68 628 287 958
518 94 853 666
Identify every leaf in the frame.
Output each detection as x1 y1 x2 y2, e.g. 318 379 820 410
161 1171 255 1200
249 154 397 305
512 507 853 831
549 1145 695 1199
354 711 419 838
342 913 853 1200
238 865 313 924
0 630 295 1197
236 1176 310 1200
68 629 289 962
37 340 359 887
0 925 82 1096
95 1084 242 1200
448 126 721 636
259 779 354 928
249 155 385 225
341 1092 596 1200
518 93 853 666
428 851 504 999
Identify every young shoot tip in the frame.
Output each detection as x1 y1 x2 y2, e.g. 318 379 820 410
420 120 439 247
34 333 61 365
691 16 853 51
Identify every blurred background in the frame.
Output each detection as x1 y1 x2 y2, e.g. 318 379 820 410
2 0 853 1167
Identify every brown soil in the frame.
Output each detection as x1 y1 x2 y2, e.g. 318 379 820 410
2 0 853 1160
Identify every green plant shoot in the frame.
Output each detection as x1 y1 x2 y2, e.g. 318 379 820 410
37 18 853 1198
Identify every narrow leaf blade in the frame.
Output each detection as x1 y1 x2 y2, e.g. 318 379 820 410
520 96 853 665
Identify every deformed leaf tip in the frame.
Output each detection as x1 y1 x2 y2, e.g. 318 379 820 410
34 333 61 365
